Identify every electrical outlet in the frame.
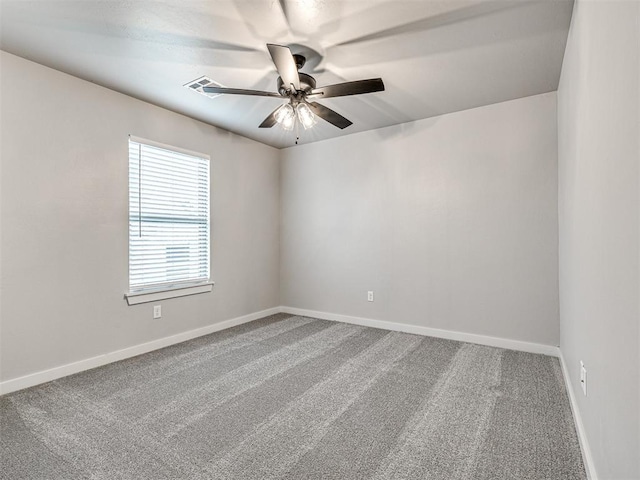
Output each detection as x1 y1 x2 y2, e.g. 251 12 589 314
367 291 374 302
580 361 587 396
153 305 162 319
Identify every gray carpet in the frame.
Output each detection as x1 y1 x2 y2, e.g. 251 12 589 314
1 314 586 479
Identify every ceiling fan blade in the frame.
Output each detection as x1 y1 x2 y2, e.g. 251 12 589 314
308 102 353 129
258 107 281 128
309 78 385 99
267 43 300 91
202 86 282 98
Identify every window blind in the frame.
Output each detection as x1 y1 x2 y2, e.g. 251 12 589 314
128 138 210 293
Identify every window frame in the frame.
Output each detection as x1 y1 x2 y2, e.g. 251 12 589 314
124 135 213 305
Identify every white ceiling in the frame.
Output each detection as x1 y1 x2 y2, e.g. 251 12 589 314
0 0 573 148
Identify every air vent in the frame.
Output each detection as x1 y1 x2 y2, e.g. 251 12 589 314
184 76 224 98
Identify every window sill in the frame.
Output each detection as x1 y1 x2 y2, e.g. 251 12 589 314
124 282 214 305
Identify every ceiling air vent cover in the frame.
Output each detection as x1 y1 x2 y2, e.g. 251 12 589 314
184 76 224 98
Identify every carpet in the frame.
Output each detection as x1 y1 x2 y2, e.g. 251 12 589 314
0 313 586 479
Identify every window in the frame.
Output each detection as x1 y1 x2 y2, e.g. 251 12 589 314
125 136 211 305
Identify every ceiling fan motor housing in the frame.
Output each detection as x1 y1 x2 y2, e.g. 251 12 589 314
278 72 316 96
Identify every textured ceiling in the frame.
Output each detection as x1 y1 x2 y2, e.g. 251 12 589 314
0 0 573 148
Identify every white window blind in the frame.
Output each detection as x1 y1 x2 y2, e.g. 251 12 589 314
128 137 210 293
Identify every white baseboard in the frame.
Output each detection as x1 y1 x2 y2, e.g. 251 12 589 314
2 303 594 479
0 305 561 396
559 352 598 480
0 306 281 396
280 306 560 357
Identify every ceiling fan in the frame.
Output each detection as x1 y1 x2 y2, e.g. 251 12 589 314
202 44 385 131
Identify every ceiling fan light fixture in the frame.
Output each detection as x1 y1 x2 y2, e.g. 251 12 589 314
296 103 316 130
275 103 295 130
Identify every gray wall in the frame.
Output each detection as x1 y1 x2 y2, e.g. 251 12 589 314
557 0 640 478
281 93 559 346
0 52 281 382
